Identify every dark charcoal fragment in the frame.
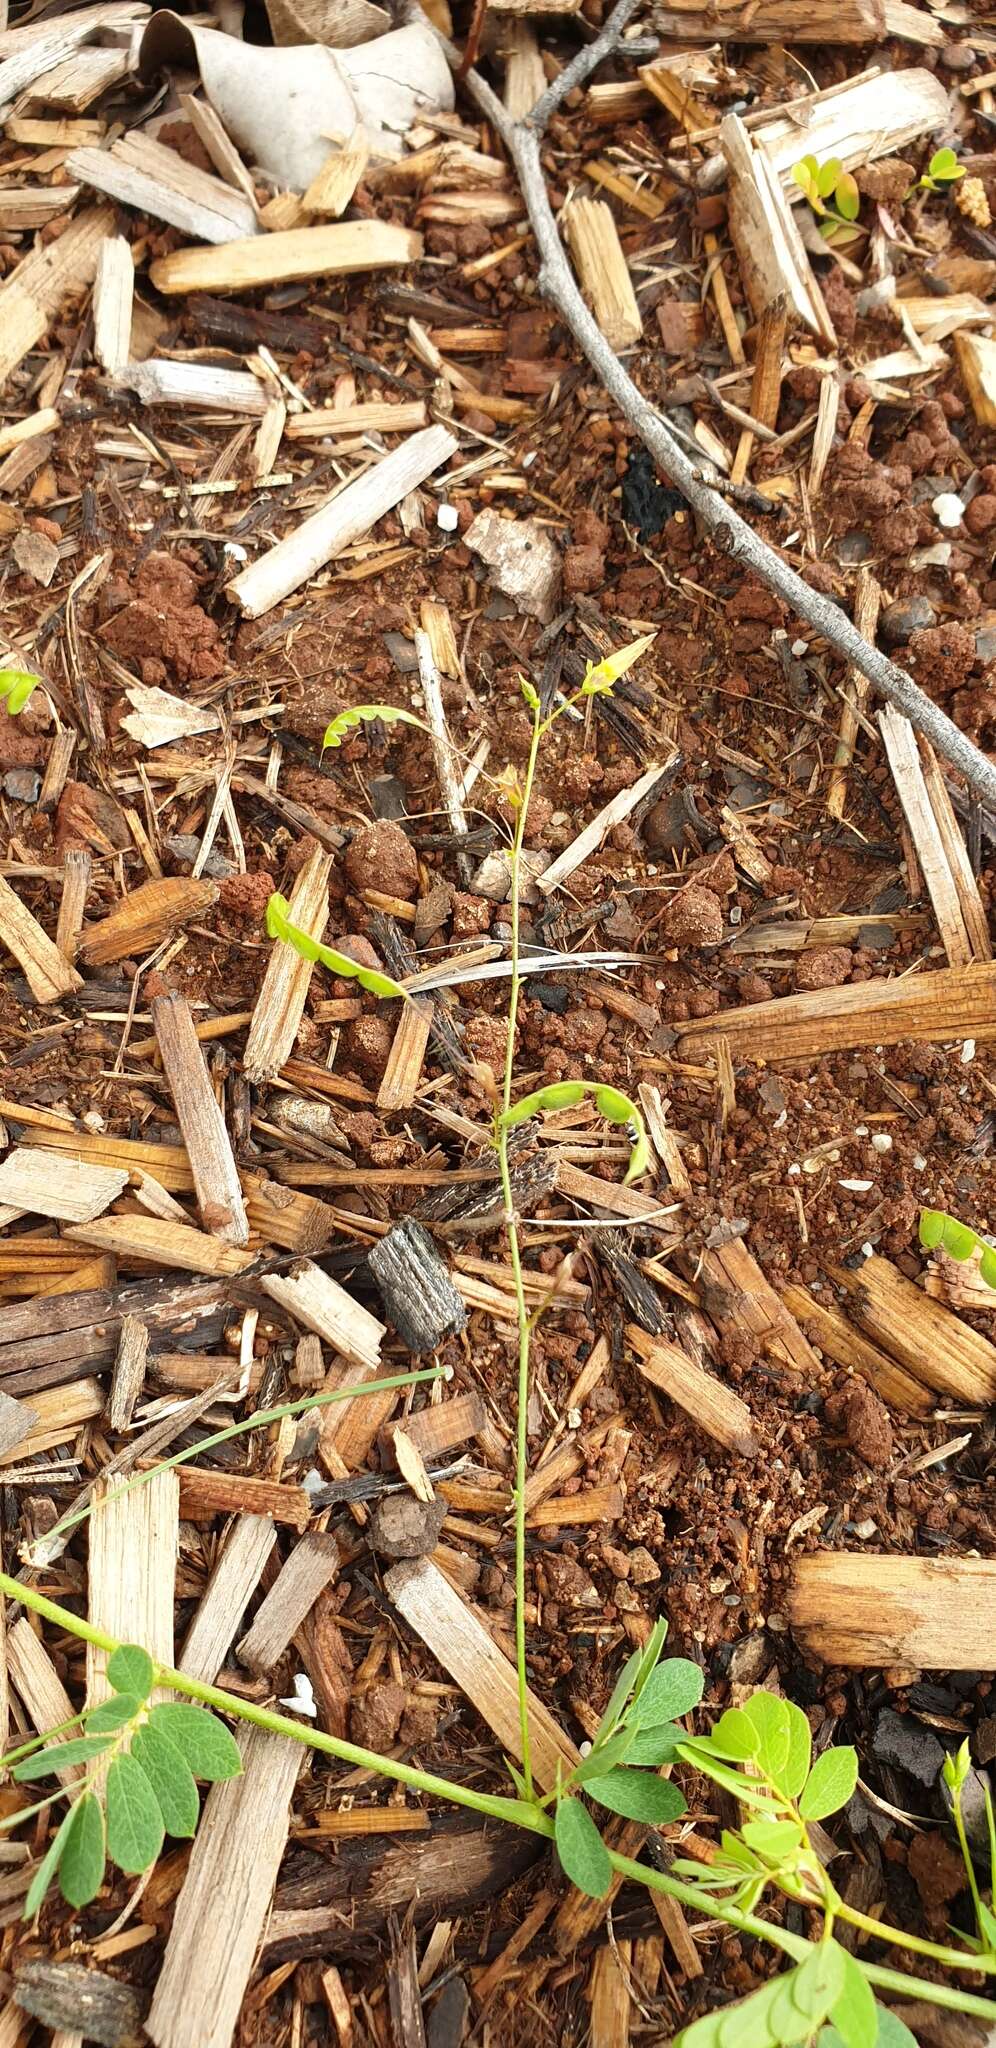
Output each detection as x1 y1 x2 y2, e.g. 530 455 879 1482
15 1962 144 2048
620 448 682 539
368 1218 467 1354
873 1707 945 1788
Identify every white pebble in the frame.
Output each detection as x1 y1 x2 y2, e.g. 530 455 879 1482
839 1178 874 1192
913 1154 927 1171
437 502 459 533
279 1673 317 1718
791 638 809 658
962 1039 976 1063
871 1132 893 1153
932 492 964 530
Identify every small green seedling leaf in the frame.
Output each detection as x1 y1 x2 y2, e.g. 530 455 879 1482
742 1691 791 1787
918 1208 945 1250
107 1644 155 1700
59 1792 106 1909
597 1648 643 1741
132 1723 199 1838
700 1708 759 1761
979 1246 996 1289
321 704 427 752
501 1081 649 1187
0 670 41 716
941 1218 976 1261
928 146 963 184
799 1745 859 1821
12 1735 113 1780
25 1801 77 1918
554 1797 611 1898
782 1699 813 1800
106 1752 165 1874
828 1947 878 2048
793 1940 847 2022
740 1817 803 1863
834 172 860 221
873 2009 923 2048
817 157 843 198
520 676 540 711
943 1738 971 1795
86 1695 141 1735
149 1703 242 1781
584 1769 687 1824
266 894 408 1001
631 1658 704 1728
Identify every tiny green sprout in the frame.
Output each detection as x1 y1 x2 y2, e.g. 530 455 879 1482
580 631 656 698
321 704 428 753
0 669 40 716
500 1079 650 1185
265 892 409 1001
791 154 862 246
919 1208 996 1287
916 146 965 196
520 676 541 712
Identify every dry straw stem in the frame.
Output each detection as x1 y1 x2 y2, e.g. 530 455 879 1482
457 4 996 808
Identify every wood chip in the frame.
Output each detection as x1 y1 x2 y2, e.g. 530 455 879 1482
628 1324 758 1454
789 1554 996 1667
237 1533 340 1674
152 992 249 1247
676 963 996 1061
0 872 82 1002
563 196 641 350
150 221 424 298
0 1147 127 1223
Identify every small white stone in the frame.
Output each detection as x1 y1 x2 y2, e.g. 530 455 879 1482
871 1132 893 1153
840 1178 874 1192
962 1039 976 1063
791 638 809 658
436 502 459 533
932 492 964 530
223 541 249 562
913 1154 927 1171
788 1162 801 1177
861 1241 875 1259
854 1124 869 1137
279 1672 317 1718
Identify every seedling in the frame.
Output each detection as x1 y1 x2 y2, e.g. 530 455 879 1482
913 146 965 196
791 155 862 246
0 669 40 716
265 891 409 1000
919 1206 996 1287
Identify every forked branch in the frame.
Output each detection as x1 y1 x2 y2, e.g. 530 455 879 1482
456 5 996 810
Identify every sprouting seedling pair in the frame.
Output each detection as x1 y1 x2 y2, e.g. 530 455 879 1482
265 892 409 1001
0 669 40 716
913 147 965 197
919 1207 996 1287
791 155 861 245
501 1080 649 1186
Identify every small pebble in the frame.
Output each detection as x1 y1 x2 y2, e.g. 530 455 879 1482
932 492 964 529
278 1673 317 1718
880 595 936 646
437 502 459 532
871 1132 893 1153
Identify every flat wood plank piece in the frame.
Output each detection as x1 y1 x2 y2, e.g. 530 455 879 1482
80 877 218 968
955 330 996 427
562 196 641 350
241 1172 334 1255
757 66 948 190
919 741 992 961
789 1554 996 1668
150 220 423 298
0 204 114 388
385 1556 578 1789
227 423 457 618
0 873 82 1001
827 567 881 820
180 1515 277 1684
237 1532 340 1673
66 1215 253 1278
699 1237 820 1373
628 1323 757 1455
86 1468 178 1715
152 992 249 1247
368 1220 467 1355
537 761 671 896
107 1313 148 1431
779 1285 931 1417
827 1254 996 1406
114 360 268 414
651 0 940 42
722 112 834 345
0 185 80 229
556 1160 679 1232
178 91 257 205
0 1378 101 1463
878 705 972 968
55 847 91 963
67 135 258 245
244 848 331 1086
146 1727 302 2048
7 1619 84 1783
675 962 996 1061
0 1389 39 1460
9 1121 193 1193
263 1259 384 1373
376 996 433 1113
177 1469 311 1530
0 1147 127 1223
287 401 427 441
302 130 370 218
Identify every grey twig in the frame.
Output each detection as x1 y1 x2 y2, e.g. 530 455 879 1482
454 5 996 809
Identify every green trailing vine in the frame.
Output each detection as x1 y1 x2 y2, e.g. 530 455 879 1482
0 669 40 716
7 641 996 2041
919 1206 996 1285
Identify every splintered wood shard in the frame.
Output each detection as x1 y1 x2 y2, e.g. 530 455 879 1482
789 1554 996 1668
878 706 972 968
227 424 458 618
146 1727 301 2048
263 1260 385 1373
236 1532 339 1674
722 112 834 344
562 196 641 350
180 1515 277 1685
827 1254 996 1406
7 1620 84 1784
152 992 249 1247
86 1469 178 1718
66 1215 254 1278
92 235 134 373
385 1556 578 1789
80 877 219 967
244 848 331 1084
67 136 259 245
627 1324 757 1454
0 1147 127 1224
150 221 424 298
0 874 82 1002
0 204 113 389
676 962 996 1060
368 1220 467 1355
779 1285 931 1417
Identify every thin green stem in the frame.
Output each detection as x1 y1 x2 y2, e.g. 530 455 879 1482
33 1364 443 1557
950 1779 987 1942
497 705 544 1804
835 1895 995 1973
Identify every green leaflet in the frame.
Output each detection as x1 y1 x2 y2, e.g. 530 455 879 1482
919 1208 996 1285
25 1802 77 1918
321 704 427 752
86 1694 142 1735
703 1708 760 1761
827 1949 878 2048
59 1792 106 1909
107 1644 155 1699
132 1724 199 1838
148 1703 242 1781
799 1747 858 1822
742 1693 792 1789
584 1768 686 1825
553 1797 611 1898
740 1818 803 1864
12 1735 113 1780
265 893 409 1002
106 1752 164 1874
500 1080 650 1186
781 1701 813 1801
631 1658 704 1728
623 1721 686 1767
0 669 40 716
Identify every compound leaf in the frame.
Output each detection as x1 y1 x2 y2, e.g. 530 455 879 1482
107 1644 155 1700
554 1797 611 1898
799 1746 858 1821
59 1792 106 1909
106 1752 164 1874
132 1723 199 1838
585 1769 687 1824
265 894 408 1001
149 1703 242 1782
